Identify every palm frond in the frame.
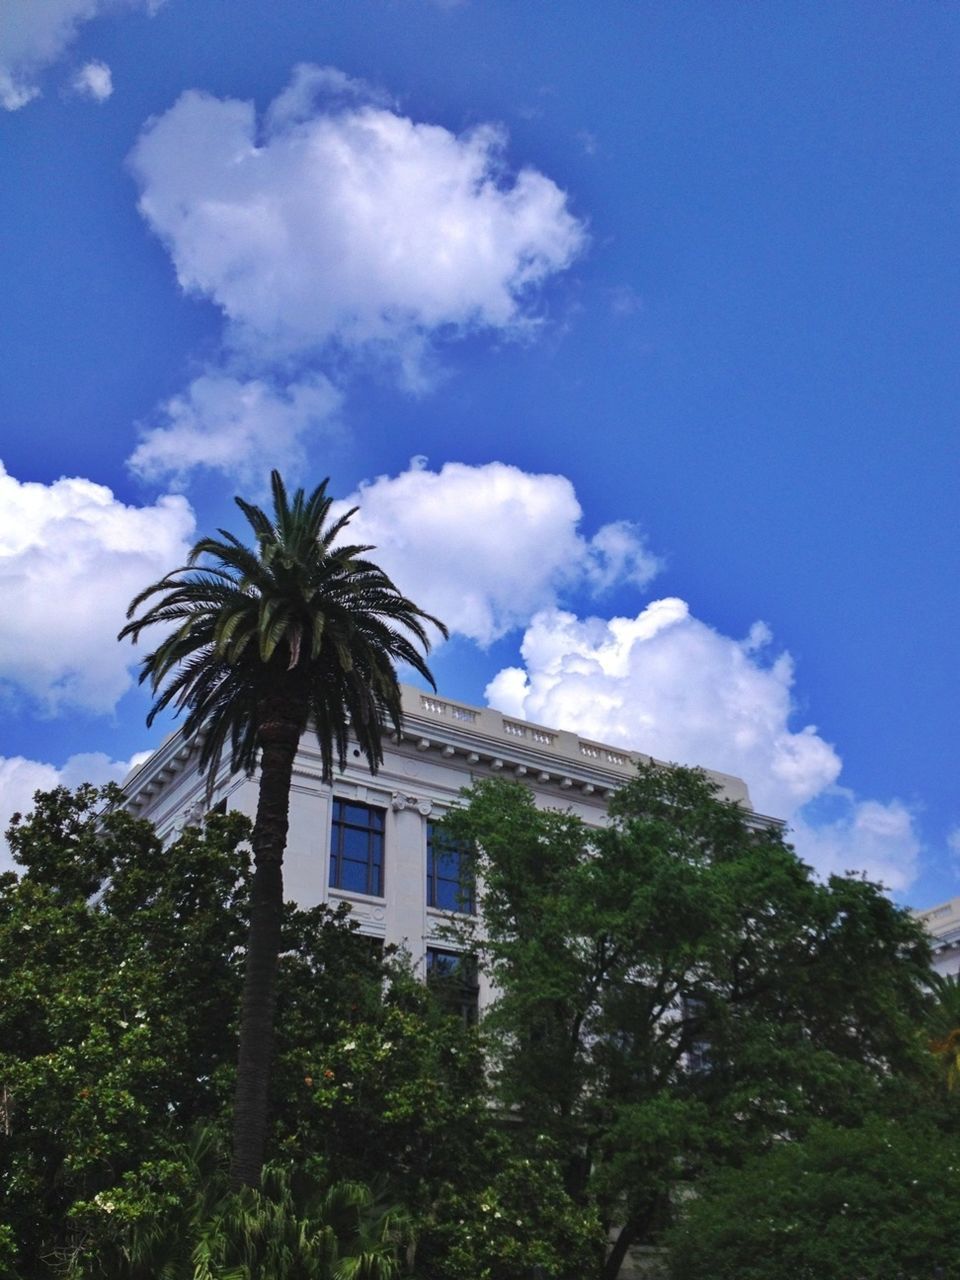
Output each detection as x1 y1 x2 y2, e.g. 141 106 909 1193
120 469 443 786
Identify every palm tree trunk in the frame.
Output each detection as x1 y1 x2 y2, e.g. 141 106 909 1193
230 702 303 1189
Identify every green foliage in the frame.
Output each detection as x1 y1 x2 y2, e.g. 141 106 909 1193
0 1224 21 1279
424 1145 602 1280
665 1117 960 1279
1 767 944 1280
287 982 487 1207
65 1129 413 1280
441 765 935 1274
0 786 478 1275
0 786 250 1264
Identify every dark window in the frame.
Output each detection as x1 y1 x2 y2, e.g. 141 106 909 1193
682 996 711 1075
426 947 479 1026
330 800 385 897
426 822 475 914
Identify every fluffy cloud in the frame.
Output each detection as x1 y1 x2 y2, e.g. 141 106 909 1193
129 66 586 367
0 0 158 110
0 462 194 712
129 372 341 485
790 802 921 894
486 602 841 816
336 459 660 645
72 58 112 101
0 750 146 872
486 601 921 888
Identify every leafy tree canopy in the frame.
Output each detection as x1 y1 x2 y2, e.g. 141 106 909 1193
440 764 935 1280
0 787 481 1276
1 768 945 1280
665 1116 960 1280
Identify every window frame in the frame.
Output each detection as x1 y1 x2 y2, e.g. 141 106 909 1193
426 820 475 915
425 946 479 1026
329 798 386 898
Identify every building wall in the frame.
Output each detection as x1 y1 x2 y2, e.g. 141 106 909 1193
914 896 960 978
124 684 759 997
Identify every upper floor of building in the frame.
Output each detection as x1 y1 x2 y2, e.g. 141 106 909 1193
122 684 767 1005
914 895 960 978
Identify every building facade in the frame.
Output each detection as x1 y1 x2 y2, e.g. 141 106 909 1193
124 684 760 1010
914 896 960 978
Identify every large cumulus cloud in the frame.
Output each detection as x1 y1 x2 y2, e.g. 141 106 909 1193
129 66 586 366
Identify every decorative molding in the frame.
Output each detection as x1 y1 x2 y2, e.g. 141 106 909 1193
291 766 328 783
182 800 205 827
391 792 434 816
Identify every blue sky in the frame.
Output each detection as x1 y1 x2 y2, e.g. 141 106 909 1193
1 1 957 906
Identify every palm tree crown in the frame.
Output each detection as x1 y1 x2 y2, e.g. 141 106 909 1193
120 470 446 785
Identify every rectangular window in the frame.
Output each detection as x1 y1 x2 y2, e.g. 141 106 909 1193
426 822 475 914
682 996 711 1075
330 799 385 897
426 947 479 1026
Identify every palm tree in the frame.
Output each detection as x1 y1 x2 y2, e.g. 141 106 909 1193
120 471 446 1188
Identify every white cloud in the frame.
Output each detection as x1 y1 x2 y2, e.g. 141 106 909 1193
0 462 195 713
0 750 144 872
485 601 921 888
0 0 159 110
129 372 341 485
335 459 660 645
129 66 586 369
72 58 112 101
790 802 921 894
485 602 841 815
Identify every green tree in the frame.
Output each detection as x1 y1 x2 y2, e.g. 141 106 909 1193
0 786 249 1267
0 785 478 1275
289 977 487 1207
665 1116 960 1280
119 471 445 1187
442 765 934 1280
421 1145 602 1280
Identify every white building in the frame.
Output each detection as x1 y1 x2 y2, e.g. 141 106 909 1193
914 897 960 978
124 684 762 1013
